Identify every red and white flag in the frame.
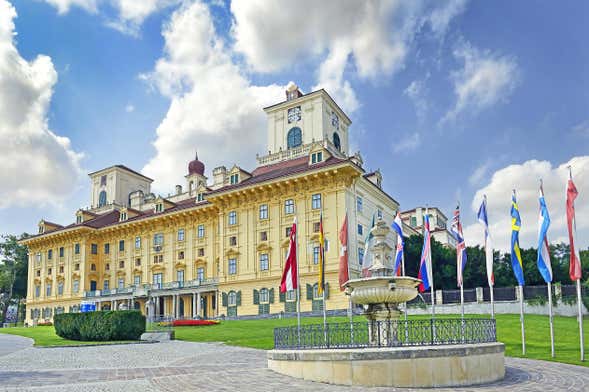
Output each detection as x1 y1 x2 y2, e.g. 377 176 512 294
567 178 582 281
280 218 298 293
338 213 349 291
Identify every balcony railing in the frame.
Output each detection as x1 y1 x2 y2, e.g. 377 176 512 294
84 278 219 298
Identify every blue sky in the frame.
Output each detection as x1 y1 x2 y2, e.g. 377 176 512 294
1 0 587 251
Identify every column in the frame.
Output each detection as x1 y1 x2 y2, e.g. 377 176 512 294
175 294 180 318
192 293 197 318
111 300 115 310
172 295 176 318
197 292 201 318
155 296 160 317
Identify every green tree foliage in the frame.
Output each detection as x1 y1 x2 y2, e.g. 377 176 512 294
0 233 30 322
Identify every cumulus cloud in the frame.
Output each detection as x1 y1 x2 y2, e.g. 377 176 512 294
231 0 467 114
140 1 284 191
441 41 519 124
0 0 83 208
463 156 589 252
41 0 98 14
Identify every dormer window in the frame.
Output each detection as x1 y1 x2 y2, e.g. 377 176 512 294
230 173 239 185
39 225 44 234
311 151 323 164
76 215 82 224
197 193 204 202
155 203 163 213
120 212 127 222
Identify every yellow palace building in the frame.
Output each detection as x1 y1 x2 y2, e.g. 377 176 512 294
22 83 401 324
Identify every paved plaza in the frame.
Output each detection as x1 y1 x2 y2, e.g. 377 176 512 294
0 334 588 391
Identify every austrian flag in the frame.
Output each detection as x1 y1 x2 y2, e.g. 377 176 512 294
280 218 298 293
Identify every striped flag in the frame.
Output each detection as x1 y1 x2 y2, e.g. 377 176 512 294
477 197 494 287
279 218 298 293
418 213 433 292
361 214 376 277
450 204 467 287
391 211 404 276
567 177 582 281
537 185 553 283
318 210 326 295
510 191 525 286
338 213 349 291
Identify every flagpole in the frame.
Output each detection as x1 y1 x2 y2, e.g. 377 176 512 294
295 219 301 344
490 282 495 319
548 281 555 358
321 208 327 344
568 166 585 361
519 284 526 355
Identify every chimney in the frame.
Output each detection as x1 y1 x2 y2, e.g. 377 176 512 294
129 190 144 209
212 166 227 189
175 185 182 195
285 81 303 101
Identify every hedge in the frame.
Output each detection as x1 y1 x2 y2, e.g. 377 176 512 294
54 310 145 341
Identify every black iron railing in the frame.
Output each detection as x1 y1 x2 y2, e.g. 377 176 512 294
273 318 496 350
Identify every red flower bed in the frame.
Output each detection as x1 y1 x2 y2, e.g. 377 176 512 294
172 319 220 327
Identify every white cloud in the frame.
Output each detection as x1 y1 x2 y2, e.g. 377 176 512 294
0 0 83 209
468 161 490 186
140 1 284 191
441 41 519 124
41 0 98 14
572 120 589 137
463 156 589 252
125 103 134 112
404 76 429 122
392 132 421 153
231 0 467 114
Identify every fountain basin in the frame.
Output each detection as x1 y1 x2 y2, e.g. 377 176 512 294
344 276 420 306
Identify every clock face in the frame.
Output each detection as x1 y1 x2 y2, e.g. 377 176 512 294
287 106 301 123
331 111 339 130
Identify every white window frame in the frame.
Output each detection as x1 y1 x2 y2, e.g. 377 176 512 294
311 194 321 210
135 236 141 249
284 199 295 214
228 291 237 306
197 224 205 238
177 269 185 282
228 211 237 225
260 288 269 304
228 258 237 275
259 204 268 220
177 229 185 242
259 253 269 271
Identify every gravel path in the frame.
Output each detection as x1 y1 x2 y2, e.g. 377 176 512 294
0 334 33 357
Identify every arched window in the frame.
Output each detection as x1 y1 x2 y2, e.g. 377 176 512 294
287 127 302 149
333 132 341 151
98 190 107 207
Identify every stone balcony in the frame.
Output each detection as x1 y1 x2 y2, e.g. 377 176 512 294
83 278 219 299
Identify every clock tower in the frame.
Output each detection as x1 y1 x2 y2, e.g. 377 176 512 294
262 82 351 160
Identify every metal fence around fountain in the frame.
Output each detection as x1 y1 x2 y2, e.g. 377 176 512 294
274 318 497 350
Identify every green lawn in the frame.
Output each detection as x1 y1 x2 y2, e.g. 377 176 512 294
0 326 136 347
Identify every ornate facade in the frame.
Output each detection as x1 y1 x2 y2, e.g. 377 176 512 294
23 83 401 323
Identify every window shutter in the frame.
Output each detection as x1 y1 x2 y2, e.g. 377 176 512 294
253 289 259 305
325 282 330 299
306 283 313 300
236 290 242 306
222 292 228 307
269 288 275 303
279 289 285 303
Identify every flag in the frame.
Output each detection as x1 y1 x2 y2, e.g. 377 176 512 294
567 177 582 281
450 204 467 287
361 214 376 277
477 197 494 287
391 211 404 276
418 213 433 292
318 210 326 295
510 191 525 286
280 218 298 293
537 186 553 283
338 213 349 290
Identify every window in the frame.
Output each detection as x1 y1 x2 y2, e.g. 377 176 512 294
105 263 110 271
286 290 296 301
313 222 321 233
285 227 292 237
311 194 321 210
260 231 268 241
178 251 185 260
177 229 185 241
311 151 323 164
357 224 363 236
313 246 320 265
76 215 82 224
287 127 302 149
333 132 341 151
100 175 107 186
230 173 239 184
377 209 383 219
228 291 237 306
198 248 204 257
135 258 141 266
98 190 107 207
153 273 163 288
119 260 124 269
284 199 295 214
410 216 417 227
91 244 98 255
120 212 127 221
47 249 53 260
35 285 41 297
313 283 320 299
259 204 268 219
118 278 124 289
57 282 64 296
73 280 79 294
229 236 237 246
103 280 109 290
259 253 269 271
177 270 184 282
197 193 204 202
228 211 237 225
153 233 164 247
74 243 80 254
91 263 96 271
74 263 80 271
228 258 237 275
358 248 365 266
155 203 163 213
119 240 125 252
356 196 363 212
197 267 204 282
135 236 141 249
46 284 52 296
260 288 269 303
197 224 205 238
47 267 52 275
134 275 141 286
59 247 64 258
36 252 41 263
154 254 163 264
104 243 110 254
36 270 40 277
59 266 64 274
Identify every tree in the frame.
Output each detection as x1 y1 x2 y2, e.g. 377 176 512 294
0 233 30 323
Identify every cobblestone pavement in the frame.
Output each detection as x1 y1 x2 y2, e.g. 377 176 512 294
0 334 33 357
0 338 587 391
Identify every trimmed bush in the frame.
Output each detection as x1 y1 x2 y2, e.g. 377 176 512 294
54 310 145 341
